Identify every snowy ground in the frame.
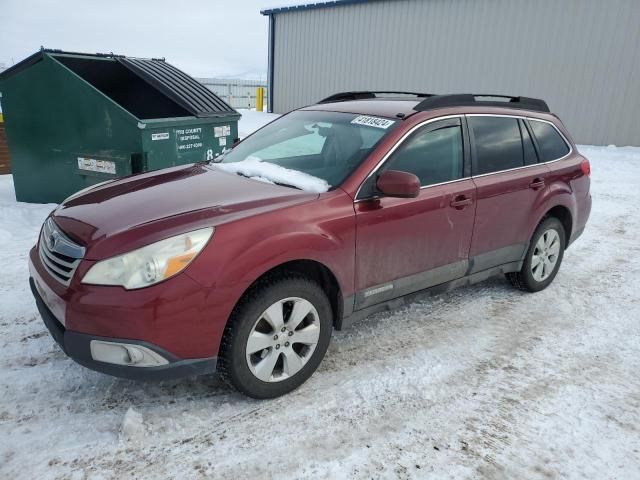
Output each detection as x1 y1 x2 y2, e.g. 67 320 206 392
1 111 639 479
236 109 279 138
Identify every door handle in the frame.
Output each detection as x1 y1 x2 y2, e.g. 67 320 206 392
529 178 545 190
450 195 473 209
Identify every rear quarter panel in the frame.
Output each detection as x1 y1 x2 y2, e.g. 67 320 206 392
540 152 591 243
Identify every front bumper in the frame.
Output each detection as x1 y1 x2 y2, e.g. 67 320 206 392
30 278 217 380
28 245 232 359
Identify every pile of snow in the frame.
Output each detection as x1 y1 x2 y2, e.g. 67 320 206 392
119 408 147 444
216 156 330 193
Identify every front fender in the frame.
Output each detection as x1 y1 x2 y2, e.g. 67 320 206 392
185 191 356 311
219 230 352 293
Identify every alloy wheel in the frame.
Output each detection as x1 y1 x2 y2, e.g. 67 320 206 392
531 228 561 281
245 297 321 382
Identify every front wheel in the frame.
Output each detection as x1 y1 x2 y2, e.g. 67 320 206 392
218 275 333 398
507 217 566 292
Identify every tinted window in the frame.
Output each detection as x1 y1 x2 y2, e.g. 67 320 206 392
520 120 538 165
529 120 570 161
383 121 463 187
470 117 523 175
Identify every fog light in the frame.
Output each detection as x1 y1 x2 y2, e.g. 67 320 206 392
90 340 169 367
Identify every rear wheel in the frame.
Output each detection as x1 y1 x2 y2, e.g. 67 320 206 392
507 217 566 292
218 275 332 398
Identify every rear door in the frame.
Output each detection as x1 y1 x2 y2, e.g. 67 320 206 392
354 117 476 309
467 115 550 272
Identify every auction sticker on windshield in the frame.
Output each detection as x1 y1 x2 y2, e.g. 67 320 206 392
351 115 395 129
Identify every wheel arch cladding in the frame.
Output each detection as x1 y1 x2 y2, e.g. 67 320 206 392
529 196 575 247
545 205 572 242
232 259 343 330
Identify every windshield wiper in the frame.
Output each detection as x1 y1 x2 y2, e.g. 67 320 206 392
229 171 302 190
274 181 303 190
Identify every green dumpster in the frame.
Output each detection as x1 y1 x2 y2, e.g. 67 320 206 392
0 49 241 203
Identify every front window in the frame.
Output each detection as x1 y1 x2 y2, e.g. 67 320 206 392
383 118 464 186
215 110 398 191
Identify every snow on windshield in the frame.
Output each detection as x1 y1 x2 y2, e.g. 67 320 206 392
215 157 330 193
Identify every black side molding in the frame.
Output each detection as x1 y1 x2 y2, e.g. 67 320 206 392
337 261 523 330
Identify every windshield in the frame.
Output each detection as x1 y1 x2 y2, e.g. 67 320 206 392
215 110 398 192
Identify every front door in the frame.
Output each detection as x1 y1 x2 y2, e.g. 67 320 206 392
354 117 476 309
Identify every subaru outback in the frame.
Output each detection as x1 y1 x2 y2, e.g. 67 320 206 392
29 92 591 398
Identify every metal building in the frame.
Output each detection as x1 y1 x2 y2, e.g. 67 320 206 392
262 0 640 146
196 77 268 110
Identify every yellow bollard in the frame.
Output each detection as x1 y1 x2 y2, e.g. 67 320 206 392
256 87 265 112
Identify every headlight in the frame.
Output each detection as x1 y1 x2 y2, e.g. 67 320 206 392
82 227 214 289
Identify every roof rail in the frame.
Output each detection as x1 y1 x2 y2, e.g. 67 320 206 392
414 94 550 113
318 91 433 104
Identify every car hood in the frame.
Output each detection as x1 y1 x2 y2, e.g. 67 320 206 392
52 163 317 259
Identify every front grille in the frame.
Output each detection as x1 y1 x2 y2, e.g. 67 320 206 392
38 218 85 286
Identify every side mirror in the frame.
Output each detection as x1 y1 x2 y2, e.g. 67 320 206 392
376 170 420 198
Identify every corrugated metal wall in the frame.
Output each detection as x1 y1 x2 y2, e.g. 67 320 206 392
270 0 640 146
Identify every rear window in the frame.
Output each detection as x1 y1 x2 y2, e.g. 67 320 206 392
529 120 570 161
470 116 524 175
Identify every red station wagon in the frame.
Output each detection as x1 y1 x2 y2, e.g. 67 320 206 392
29 92 592 398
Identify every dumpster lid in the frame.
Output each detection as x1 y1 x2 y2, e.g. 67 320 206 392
117 57 237 118
0 49 238 119
0 50 46 80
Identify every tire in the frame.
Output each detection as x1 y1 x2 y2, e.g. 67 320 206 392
507 217 566 293
218 274 333 399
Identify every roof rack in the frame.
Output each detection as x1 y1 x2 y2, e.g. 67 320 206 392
414 94 550 113
318 91 434 103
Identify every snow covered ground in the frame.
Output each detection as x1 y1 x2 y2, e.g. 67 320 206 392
236 109 278 138
0 111 639 479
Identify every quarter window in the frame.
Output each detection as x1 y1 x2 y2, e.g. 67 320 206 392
529 120 570 161
383 120 464 187
470 116 524 175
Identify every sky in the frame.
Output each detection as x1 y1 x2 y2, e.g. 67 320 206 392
0 0 290 79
